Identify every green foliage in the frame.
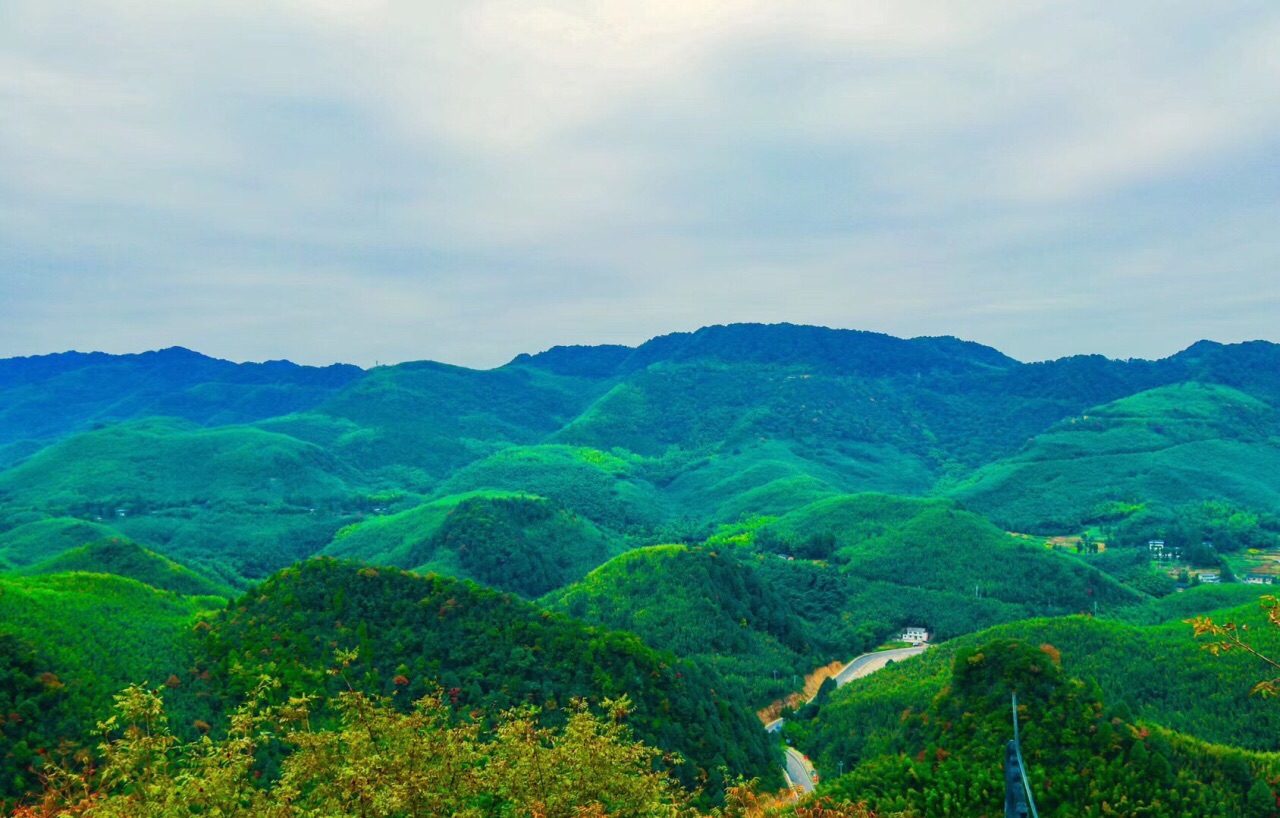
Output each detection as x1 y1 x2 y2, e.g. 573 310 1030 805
1120 583 1278 624
0 572 223 808
821 638 1280 817
314 359 607 479
436 445 664 532
0 574 218 712
1188 595 1280 699
0 417 354 510
16 539 232 598
545 494 1144 709
0 420 362 582
764 494 949 554
835 504 1140 611
793 601 1280 781
321 490 522 565
954 383 1280 532
0 518 125 568
417 495 617 597
760 495 1141 628
0 347 361 449
19 675 693 817
543 546 816 702
1103 498 1280 553
327 491 622 593
200 559 780 795
7 328 1280 815
0 633 81 809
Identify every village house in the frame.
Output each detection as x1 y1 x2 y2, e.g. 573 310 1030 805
901 627 929 645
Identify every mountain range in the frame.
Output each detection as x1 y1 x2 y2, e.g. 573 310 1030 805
2 322 1279 815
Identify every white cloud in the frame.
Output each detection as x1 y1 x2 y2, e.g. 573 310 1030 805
2 1 1279 367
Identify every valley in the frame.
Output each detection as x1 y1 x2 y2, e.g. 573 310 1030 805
2 324 1279 816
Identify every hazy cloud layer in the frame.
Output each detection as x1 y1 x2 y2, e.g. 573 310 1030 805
3 1 1278 367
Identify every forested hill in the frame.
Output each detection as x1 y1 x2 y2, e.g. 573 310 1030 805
0 346 362 449
3 323 1280 586
508 323 1018 378
200 558 780 795
4 324 1280 814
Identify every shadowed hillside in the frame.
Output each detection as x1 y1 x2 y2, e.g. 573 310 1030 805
0 347 362 449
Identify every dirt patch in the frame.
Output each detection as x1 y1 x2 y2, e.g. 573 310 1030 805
756 659 845 724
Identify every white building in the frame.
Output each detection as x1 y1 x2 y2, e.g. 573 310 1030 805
901 627 929 645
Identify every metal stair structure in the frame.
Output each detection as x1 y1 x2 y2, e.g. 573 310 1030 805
1004 692 1039 818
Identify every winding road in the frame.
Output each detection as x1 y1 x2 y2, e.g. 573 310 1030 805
782 747 816 794
832 644 928 686
774 644 929 795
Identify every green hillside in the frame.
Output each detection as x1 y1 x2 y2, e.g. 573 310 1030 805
0 516 125 566
542 496 1146 708
328 493 618 597
434 444 666 532
0 347 362 448
0 572 221 705
761 494 1143 616
3 327 1280 813
763 492 952 552
659 440 932 523
17 538 233 597
0 419 366 582
543 545 818 702
954 383 1280 532
0 417 356 508
0 571 224 804
820 638 1280 817
312 360 607 480
321 490 526 565
201 558 780 796
6 328 1280 585
788 597 1280 780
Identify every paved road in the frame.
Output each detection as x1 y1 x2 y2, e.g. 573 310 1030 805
831 645 928 688
773 645 929 795
783 747 815 795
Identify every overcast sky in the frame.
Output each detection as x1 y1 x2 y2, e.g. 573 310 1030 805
2 2 1278 369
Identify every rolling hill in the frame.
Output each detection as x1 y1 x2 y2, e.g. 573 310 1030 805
953 382 1280 532
326 492 618 597
17 538 232 597
0 346 361 449
200 558 781 795
786 592 1280 777
817 636 1280 817
3 324 1280 813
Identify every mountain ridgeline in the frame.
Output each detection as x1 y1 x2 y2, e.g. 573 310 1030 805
6 324 1280 578
3 323 1280 815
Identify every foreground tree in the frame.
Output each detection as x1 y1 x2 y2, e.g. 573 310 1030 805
11 655 892 818
13 666 691 818
1189 594 1280 698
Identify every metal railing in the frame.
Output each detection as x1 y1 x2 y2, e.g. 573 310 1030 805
1005 692 1039 818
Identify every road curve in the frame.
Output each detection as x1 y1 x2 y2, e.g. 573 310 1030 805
774 644 929 796
783 747 815 795
831 645 928 688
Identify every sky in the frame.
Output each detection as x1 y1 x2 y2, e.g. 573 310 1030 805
2 1 1279 369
